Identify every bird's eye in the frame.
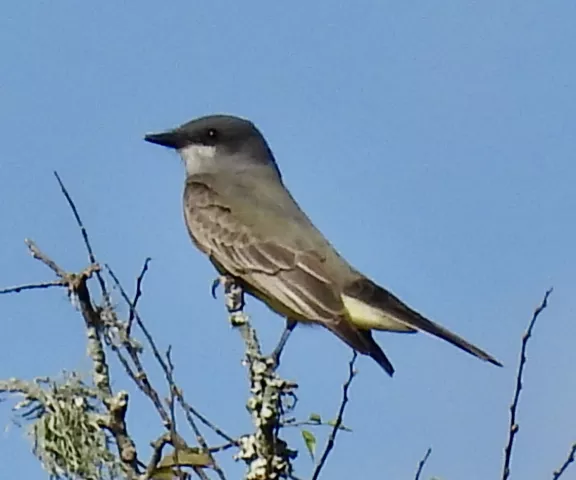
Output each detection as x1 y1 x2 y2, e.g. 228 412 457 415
206 128 218 141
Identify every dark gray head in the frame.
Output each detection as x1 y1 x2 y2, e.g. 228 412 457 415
145 114 281 179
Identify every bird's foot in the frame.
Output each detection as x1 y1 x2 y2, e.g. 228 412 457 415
269 319 297 368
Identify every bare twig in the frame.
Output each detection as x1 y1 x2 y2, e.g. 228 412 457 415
194 467 210 480
4 179 238 479
106 265 170 375
282 420 350 431
553 442 576 480
19 240 139 475
181 401 238 446
127 257 151 336
166 347 185 480
107 264 233 480
0 280 65 295
414 448 432 480
25 239 68 278
107 266 229 479
101 262 174 429
501 288 553 480
165 353 229 480
29 176 145 474
208 443 236 454
144 432 172 479
311 351 357 480
110 264 235 444
54 171 110 302
105 264 171 426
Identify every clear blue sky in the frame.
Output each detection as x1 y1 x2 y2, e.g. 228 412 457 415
1 1 575 479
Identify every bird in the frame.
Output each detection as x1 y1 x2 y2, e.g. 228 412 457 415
144 114 501 376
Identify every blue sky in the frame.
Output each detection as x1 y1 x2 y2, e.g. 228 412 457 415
1 1 575 479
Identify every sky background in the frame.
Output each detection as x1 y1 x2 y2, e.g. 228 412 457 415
1 1 575 479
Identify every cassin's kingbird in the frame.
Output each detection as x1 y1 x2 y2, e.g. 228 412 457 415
145 114 501 376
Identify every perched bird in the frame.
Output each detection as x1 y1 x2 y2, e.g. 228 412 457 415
145 114 501 376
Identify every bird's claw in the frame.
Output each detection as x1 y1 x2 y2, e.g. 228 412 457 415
211 277 221 299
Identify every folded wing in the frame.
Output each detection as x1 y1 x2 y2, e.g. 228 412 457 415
183 179 397 375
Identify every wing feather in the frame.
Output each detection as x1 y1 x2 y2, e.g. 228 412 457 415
183 179 396 375
184 180 337 318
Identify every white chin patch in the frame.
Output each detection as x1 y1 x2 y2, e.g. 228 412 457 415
179 145 217 175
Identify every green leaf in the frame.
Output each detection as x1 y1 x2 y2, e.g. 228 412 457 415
308 413 322 424
301 430 316 460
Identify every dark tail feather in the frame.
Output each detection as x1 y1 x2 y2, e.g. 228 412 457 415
400 307 504 367
325 317 395 376
346 278 502 367
364 331 395 376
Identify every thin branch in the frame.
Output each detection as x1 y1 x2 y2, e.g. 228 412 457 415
193 467 210 480
181 402 238 446
101 262 173 427
25 174 146 475
127 257 151 336
164 353 229 480
501 288 553 480
19 240 139 475
166 347 184 480
144 433 172 479
53 171 110 302
414 448 432 480
208 442 236 454
106 265 170 375
105 264 171 426
311 351 357 480
282 420 350 431
553 442 576 480
25 239 68 278
0 280 65 295
107 265 228 479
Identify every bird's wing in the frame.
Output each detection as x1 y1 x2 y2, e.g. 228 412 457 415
183 178 396 375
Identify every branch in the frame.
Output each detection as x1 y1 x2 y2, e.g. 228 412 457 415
21 241 140 474
501 288 553 480
221 276 297 480
166 348 185 480
144 433 172 479
105 264 172 427
54 171 110 303
1 375 121 479
106 265 229 479
180 400 238 446
414 448 432 480
127 257 151 336
3 177 234 478
0 280 65 295
311 351 357 480
553 442 576 480
25 239 68 278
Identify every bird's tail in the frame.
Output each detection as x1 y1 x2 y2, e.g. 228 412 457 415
344 277 502 367
324 315 396 376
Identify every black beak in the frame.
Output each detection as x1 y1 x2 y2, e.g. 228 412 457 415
144 130 185 149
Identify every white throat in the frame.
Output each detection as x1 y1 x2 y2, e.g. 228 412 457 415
178 144 218 175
